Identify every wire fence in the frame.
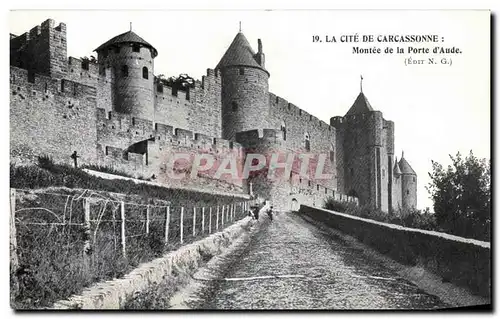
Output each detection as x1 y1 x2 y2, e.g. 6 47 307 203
10 187 256 309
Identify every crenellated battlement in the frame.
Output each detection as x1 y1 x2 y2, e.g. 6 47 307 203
10 19 66 49
67 56 99 77
10 66 96 98
235 129 286 150
10 17 413 211
97 108 242 153
269 92 332 132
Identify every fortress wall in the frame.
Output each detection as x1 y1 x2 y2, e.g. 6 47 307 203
380 121 390 212
235 129 354 210
268 93 337 190
331 116 346 193
65 57 100 87
97 109 155 150
191 69 222 137
10 66 97 166
392 173 402 211
96 110 245 192
96 68 114 113
154 69 222 138
154 84 191 131
340 114 372 205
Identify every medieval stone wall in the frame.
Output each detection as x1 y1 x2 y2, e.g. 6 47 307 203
10 66 97 166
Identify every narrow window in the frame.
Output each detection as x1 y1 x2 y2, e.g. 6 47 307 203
232 101 238 111
281 121 286 140
157 84 163 93
304 133 310 151
317 185 319 191
121 65 128 77
407 190 410 195
413 177 416 182
61 79 65 92
133 44 140 52
44 82 48 93
239 68 245 75
142 67 148 79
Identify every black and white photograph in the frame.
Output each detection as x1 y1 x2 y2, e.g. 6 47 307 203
8 8 491 310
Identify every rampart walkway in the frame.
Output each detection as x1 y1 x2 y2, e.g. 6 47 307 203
197 212 448 309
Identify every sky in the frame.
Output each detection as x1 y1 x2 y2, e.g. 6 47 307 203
9 10 491 210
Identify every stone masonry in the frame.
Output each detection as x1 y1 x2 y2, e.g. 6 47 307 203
10 18 417 212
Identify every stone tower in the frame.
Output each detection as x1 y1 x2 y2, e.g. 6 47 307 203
398 152 417 210
10 19 67 79
217 32 270 141
331 89 393 212
95 30 157 120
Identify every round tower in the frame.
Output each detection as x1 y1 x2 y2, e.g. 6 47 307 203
217 32 270 141
95 30 157 120
399 153 417 210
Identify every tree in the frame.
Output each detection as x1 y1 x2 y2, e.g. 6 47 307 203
155 74 194 92
427 151 490 241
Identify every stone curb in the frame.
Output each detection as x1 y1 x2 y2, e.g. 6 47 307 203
51 217 254 310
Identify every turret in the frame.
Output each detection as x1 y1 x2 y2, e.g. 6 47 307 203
399 151 417 209
217 32 270 140
95 29 157 120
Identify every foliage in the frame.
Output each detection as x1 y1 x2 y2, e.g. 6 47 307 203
11 160 248 308
156 73 195 92
323 199 437 231
11 159 242 208
427 151 490 241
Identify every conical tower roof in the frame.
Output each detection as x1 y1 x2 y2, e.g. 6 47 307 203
95 31 158 57
345 92 374 116
393 156 402 176
398 153 416 175
217 32 268 74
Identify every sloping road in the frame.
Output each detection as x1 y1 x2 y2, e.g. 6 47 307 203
200 211 448 310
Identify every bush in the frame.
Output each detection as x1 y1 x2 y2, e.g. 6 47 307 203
323 197 439 232
37 155 55 170
11 162 250 308
324 198 356 213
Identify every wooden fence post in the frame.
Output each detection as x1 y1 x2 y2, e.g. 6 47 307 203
216 206 219 230
165 206 170 244
146 204 150 234
120 201 126 258
10 189 19 302
202 207 205 233
193 207 197 237
180 207 184 244
209 207 212 234
221 205 225 226
83 198 91 263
